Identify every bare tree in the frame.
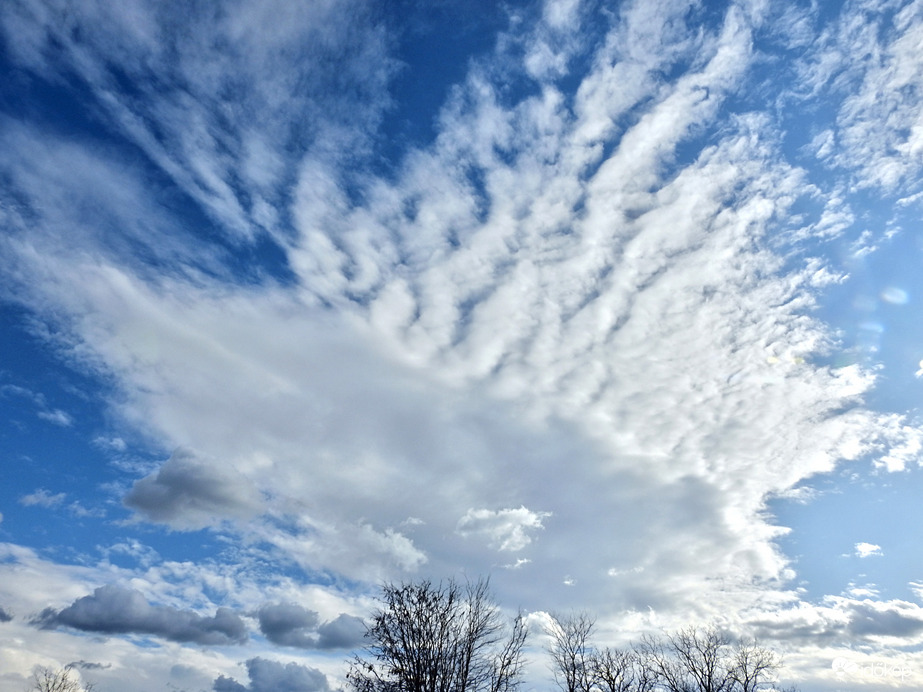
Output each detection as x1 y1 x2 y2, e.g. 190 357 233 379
347 578 527 692
729 640 782 692
591 647 654 692
636 632 692 692
636 627 787 692
547 612 596 692
548 613 655 692
26 666 95 692
669 627 733 692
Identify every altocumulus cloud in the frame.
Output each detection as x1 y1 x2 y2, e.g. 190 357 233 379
214 657 331 692
2 0 923 690
34 584 248 645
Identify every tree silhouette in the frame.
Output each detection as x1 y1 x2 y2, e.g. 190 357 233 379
347 578 527 692
26 666 95 692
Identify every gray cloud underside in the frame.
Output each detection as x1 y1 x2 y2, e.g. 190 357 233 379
214 657 331 692
257 602 365 650
124 448 263 529
34 584 247 645
749 596 923 643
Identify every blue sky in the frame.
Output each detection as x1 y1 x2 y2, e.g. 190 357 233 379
2 0 923 690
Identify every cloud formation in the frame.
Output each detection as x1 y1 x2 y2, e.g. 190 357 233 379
749 595 923 644
257 602 364 650
854 542 882 558
0 0 397 246
803 0 923 193
456 507 551 552
1 0 923 690
0 0 917 624
214 657 331 692
19 489 66 509
124 448 263 529
35 584 248 645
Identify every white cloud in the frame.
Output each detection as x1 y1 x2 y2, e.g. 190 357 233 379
456 507 551 552
855 542 883 558
845 582 880 598
797 0 923 193
2 1 923 690
746 595 923 644
0 0 912 623
36 409 73 427
0 0 397 245
20 489 66 509
93 436 128 452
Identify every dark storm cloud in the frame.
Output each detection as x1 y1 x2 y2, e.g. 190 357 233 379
214 657 331 692
34 584 247 645
257 602 364 649
0 605 12 622
124 448 263 529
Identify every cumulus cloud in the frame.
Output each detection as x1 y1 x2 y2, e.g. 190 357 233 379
257 603 318 648
845 599 923 638
748 595 923 644
124 448 263 529
456 507 551 552
316 613 366 649
34 584 247 645
257 603 364 650
213 657 331 692
855 542 883 558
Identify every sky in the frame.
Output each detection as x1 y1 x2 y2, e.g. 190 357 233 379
1 0 923 690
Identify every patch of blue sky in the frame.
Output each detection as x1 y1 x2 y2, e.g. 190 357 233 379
0 64 104 141
770 466 923 603
793 201 923 394
0 136 292 293
374 1 526 172
0 303 161 557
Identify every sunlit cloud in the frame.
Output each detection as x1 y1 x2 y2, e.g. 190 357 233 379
854 542 883 559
